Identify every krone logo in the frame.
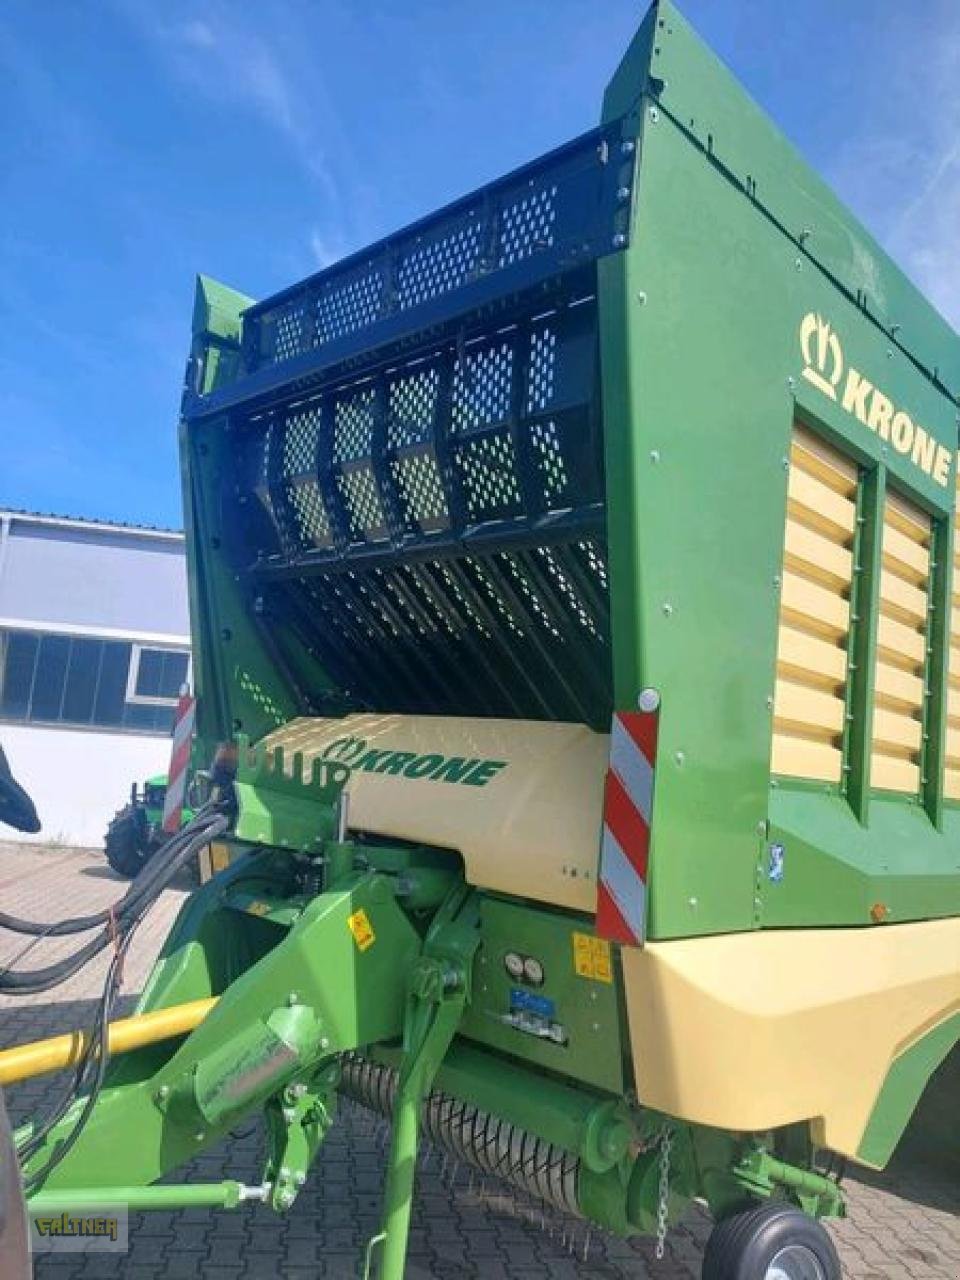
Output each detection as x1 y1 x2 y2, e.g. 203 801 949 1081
800 312 843 401
795 312 953 489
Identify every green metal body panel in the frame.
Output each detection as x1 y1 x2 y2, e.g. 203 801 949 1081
178 1 960 945
599 3 960 937
23 869 422 1192
857 1011 960 1169
458 898 625 1096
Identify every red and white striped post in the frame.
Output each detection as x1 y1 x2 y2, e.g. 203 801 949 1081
162 686 197 834
595 691 660 947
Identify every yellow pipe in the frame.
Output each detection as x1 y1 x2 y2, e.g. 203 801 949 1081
0 996 218 1086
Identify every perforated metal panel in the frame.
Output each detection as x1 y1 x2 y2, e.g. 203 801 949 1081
226 294 610 725
198 119 633 727
230 122 632 390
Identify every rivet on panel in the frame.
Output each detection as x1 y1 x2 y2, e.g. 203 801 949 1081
649 448 660 463
649 107 659 122
662 602 673 617
674 750 685 766
638 687 661 712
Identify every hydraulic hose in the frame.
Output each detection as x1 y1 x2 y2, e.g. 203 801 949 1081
0 812 229 995
0 803 221 938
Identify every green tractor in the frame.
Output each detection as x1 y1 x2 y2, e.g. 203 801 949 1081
104 775 195 878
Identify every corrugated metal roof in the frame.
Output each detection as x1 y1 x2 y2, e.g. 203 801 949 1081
0 508 184 540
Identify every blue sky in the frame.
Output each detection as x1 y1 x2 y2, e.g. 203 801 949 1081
1 0 958 529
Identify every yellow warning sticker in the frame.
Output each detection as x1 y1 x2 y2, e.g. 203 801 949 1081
246 900 272 918
572 932 613 983
348 908 376 952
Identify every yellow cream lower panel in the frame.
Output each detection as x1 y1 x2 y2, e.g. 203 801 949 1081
622 918 960 1164
260 714 608 913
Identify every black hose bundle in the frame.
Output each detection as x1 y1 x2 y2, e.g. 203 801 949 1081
0 807 229 995
7 805 231 1189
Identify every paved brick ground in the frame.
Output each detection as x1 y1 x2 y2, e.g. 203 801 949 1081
0 842 957 1278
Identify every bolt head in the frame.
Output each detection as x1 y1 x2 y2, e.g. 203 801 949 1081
287 992 299 1007
621 139 635 155
612 233 627 248
638 687 661 713
617 185 632 201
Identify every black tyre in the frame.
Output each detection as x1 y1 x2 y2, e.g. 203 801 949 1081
103 804 154 878
702 1202 841 1280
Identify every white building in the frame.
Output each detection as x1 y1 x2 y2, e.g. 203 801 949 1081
0 510 190 846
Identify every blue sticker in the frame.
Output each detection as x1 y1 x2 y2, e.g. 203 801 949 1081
768 843 785 883
510 988 556 1020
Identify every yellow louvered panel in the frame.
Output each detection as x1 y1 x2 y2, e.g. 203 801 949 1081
772 425 856 783
871 489 930 794
948 473 960 799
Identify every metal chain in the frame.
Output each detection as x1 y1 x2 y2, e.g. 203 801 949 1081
655 1124 673 1261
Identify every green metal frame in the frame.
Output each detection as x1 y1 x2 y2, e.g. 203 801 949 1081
598 2 960 938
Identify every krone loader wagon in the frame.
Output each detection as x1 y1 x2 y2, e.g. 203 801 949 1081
5 4 959 1277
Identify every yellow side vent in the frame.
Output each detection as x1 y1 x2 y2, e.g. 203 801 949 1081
771 425 857 782
946 474 960 800
871 489 931 793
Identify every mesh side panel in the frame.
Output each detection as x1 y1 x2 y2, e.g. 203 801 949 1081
228 295 610 725
243 122 630 373
499 183 558 267
270 540 610 723
397 216 484 311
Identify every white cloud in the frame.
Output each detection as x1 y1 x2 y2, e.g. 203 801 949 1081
829 20 960 330
120 2 338 197
309 229 350 270
178 19 215 50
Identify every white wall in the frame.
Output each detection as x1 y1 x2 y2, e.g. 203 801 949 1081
1 724 172 848
0 522 189 638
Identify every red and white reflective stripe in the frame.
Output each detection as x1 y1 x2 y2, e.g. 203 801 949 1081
595 708 659 947
162 693 196 834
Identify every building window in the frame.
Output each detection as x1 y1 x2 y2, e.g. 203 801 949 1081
125 645 191 707
0 629 190 734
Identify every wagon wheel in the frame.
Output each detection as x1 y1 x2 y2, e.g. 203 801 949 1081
702 1201 841 1280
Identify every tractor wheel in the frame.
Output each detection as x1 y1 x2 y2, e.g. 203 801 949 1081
702 1201 840 1280
103 804 154 878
